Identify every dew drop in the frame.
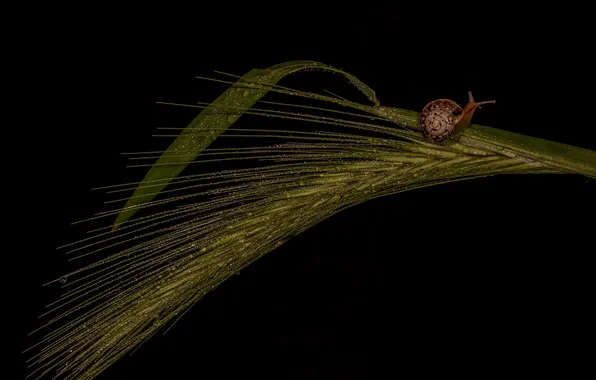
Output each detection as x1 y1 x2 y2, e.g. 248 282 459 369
59 277 67 285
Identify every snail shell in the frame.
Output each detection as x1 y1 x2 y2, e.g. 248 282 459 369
419 99 462 143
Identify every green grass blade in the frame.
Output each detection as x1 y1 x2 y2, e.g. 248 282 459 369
28 61 596 379
460 125 596 178
362 106 596 178
113 61 379 229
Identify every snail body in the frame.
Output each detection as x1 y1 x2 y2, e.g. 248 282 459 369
420 91 495 143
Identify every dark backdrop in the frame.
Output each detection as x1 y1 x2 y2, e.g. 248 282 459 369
13 4 593 379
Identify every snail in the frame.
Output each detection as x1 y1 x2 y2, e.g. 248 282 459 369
420 91 495 143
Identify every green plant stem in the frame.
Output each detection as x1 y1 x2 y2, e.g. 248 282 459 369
374 107 596 179
461 125 596 178
113 61 596 229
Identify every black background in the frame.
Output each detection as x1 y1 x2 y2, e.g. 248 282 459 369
12 4 594 379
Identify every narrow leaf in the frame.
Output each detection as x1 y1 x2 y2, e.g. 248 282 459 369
113 61 379 229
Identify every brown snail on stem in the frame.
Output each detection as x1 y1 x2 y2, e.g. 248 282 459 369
420 91 495 143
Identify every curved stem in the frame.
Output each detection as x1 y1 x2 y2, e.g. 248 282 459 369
377 106 596 178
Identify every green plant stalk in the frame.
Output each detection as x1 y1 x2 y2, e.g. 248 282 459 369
460 125 596 178
28 61 596 380
373 105 596 178
113 61 595 229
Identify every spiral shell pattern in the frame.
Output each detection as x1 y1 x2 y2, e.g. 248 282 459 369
420 99 462 143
